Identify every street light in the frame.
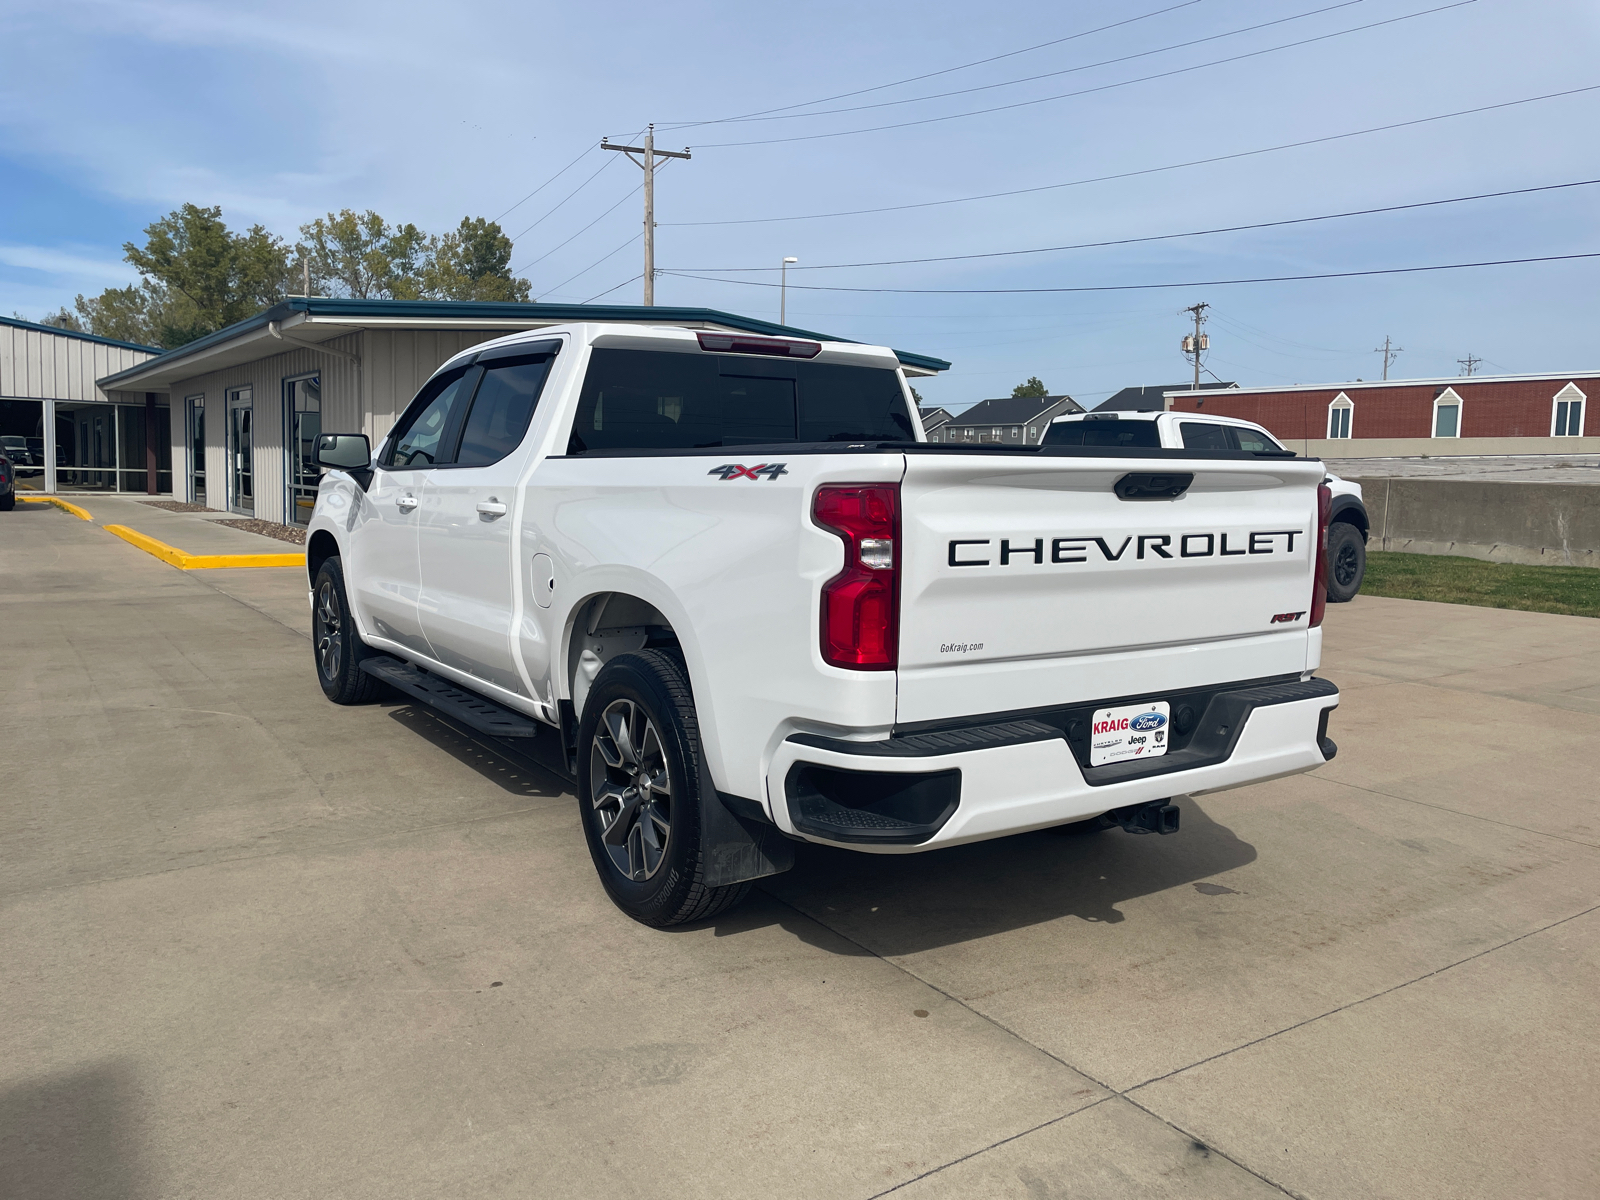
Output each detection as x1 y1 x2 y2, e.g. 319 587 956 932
781 257 798 325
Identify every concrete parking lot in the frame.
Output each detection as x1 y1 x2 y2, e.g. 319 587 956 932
3 499 1597 1199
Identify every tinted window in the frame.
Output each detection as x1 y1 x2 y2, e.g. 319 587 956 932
1042 419 1160 448
568 349 913 453
456 357 553 466
1179 421 1237 451
1233 425 1283 452
385 367 474 467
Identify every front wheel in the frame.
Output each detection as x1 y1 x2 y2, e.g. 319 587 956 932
312 557 385 704
1326 522 1366 603
577 650 750 927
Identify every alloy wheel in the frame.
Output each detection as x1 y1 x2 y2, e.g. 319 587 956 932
1334 541 1361 587
589 698 673 881
315 579 343 681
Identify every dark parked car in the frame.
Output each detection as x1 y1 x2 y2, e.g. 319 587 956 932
0 435 29 466
0 450 16 510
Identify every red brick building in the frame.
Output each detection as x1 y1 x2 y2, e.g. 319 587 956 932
1166 372 1594 455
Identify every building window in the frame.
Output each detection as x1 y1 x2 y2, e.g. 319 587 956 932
1432 388 1462 438
1326 393 1353 439
1552 383 1586 436
1010 426 1019 438
1026 425 1036 441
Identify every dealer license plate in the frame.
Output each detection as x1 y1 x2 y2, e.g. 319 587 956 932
1089 700 1171 767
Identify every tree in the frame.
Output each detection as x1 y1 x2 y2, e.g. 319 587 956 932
298 209 431 300
71 204 292 348
124 204 292 343
38 307 85 332
909 385 924 404
423 217 532 302
1011 376 1048 399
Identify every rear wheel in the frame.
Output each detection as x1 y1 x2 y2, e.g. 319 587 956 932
0 493 14 511
312 557 385 704
577 650 750 927
1326 522 1366 603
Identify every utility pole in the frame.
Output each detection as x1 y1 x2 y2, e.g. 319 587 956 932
1457 353 1482 376
781 257 797 325
601 125 691 306
1180 302 1209 389
1373 335 1402 380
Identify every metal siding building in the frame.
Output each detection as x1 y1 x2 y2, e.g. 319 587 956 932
0 316 160 493
96 298 951 526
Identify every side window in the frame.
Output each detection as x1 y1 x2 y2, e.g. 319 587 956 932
455 356 554 467
1179 421 1238 451
384 367 475 468
1233 426 1283 452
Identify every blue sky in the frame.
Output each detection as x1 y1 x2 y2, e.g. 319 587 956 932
3 0 1598 409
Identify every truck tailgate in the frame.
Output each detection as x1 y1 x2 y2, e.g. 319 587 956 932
896 453 1326 725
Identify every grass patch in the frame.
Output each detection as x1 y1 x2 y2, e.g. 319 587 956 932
1362 552 1600 618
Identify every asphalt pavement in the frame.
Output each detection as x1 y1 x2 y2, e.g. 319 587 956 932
2 498 1596 1199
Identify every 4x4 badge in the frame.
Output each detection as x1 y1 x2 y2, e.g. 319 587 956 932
708 463 788 481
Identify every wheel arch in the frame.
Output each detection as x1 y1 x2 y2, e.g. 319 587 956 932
307 528 341 586
1328 497 1368 541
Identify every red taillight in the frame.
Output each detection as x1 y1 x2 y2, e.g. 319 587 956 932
814 484 900 670
1310 481 1332 628
696 331 822 358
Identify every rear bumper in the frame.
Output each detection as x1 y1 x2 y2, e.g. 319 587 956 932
767 678 1338 853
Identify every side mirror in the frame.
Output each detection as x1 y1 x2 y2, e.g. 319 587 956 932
315 433 371 471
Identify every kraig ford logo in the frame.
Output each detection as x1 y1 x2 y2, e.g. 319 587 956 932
1129 711 1168 732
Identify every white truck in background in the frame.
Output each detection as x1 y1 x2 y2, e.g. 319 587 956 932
307 323 1341 926
1045 409 1369 601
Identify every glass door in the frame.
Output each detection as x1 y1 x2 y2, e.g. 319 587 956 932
228 387 254 515
188 396 205 505
284 374 321 525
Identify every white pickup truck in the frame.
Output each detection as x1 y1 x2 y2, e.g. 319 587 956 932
308 323 1341 926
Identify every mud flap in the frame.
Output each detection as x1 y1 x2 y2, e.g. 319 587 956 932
697 760 795 887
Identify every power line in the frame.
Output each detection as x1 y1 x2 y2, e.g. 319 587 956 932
512 183 641 275
663 83 1600 226
492 144 597 223
541 233 642 297
583 274 644 304
696 1 1365 127
694 0 1478 148
662 250 1600 295
508 153 620 242
656 0 1205 131
669 179 1600 274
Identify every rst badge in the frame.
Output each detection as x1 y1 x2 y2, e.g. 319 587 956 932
1089 700 1171 768
708 463 788 481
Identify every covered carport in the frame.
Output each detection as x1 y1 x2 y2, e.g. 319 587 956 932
0 315 161 494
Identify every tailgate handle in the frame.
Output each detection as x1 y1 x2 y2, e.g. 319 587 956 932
1114 472 1193 501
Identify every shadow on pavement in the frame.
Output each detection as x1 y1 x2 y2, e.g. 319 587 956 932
386 705 572 799
718 798 1257 957
0 1059 150 1200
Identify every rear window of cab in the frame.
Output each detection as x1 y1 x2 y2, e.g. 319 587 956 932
567 349 914 453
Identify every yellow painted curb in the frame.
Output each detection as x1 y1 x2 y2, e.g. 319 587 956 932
19 495 93 521
102 524 305 570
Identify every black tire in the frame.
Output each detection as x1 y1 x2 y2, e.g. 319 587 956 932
312 557 385 704
576 650 751 927
1326 521 1366 603
0 493 14 511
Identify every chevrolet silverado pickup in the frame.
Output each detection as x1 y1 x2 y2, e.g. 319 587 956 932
306 323 1340 926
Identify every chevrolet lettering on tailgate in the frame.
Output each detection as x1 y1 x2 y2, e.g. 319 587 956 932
947 530 1303 568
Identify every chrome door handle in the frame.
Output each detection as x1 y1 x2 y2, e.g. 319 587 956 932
476 500 508 518
396 494 418 511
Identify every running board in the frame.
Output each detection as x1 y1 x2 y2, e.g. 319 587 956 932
359 655 541 738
